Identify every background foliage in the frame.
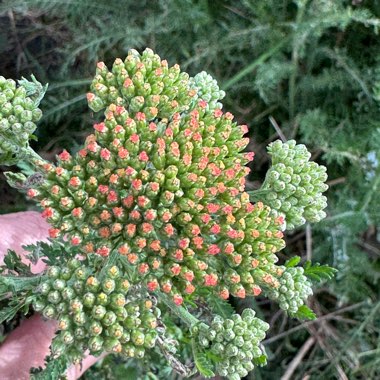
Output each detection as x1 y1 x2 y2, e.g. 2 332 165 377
0 0 379 379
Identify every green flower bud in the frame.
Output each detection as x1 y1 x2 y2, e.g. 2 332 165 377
60 267 72 280
74 267 88 280
74 327 86 340
117 279 130 293
47 266 60 279
224 329 236 342
43 305 57 319
96 292 109 306
51 337 66 357
62 330 75 345
33 299 46 312
58 315 71 330
70 298 83 313
123 316 141 329
131 330 145 346
88 336 104 352
107 323 124 339
89 320 103 336
102 278 116 294
211 342 225 355
53 279 66 291
86 276 100 292
107 265 121 279
73 311 86 326
122 343 136 357
143 331 157 349
110 293 126 308
103 338 122 353
224 319 234 330
68 258 81 270
116 328 130 343
134 347 145 359
92 305 107 320
262 140 328 229
225 344 238 357
72 280 84 294
61 287 76 301
141 313 157 329
83 292 96 308
102 311 117 326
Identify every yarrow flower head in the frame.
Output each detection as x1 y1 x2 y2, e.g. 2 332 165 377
189 71 226 111
192 309 269 380
33 259 159 362
28 48 287 304
0 48 333 380
0 75 44 165
260 139 328 229
264 265 313 315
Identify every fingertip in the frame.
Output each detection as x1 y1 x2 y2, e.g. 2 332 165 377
0 314 57 380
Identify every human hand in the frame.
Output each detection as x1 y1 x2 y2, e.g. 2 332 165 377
0 211 103 380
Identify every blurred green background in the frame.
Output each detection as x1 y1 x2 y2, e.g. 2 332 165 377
0 1 379 379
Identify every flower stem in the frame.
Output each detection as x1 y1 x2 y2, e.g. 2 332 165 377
248 188 271 201
158 292 199 327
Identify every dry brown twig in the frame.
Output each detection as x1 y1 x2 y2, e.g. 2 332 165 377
280 336 316 380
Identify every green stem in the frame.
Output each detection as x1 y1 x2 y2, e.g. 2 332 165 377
0 274 43 293
22 146 48 167
248 188 271 201
289 1 307 122
222 38 290 91
158 292 199 327
360 173 380 212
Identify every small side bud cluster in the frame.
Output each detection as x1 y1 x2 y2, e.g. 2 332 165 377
261 140 328 229
0 76 43 165
189 71 225 111
33 259 160 361
193 309 269 380
265 266 313 315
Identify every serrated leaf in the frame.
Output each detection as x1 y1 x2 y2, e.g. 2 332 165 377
285 256 301 268
0 274 42 293
30 355 69 380
292 305 317 320
303 261 337 282
192 340 215 378
2 249 32 275
206 294 234 319
0 294 34 324
0 303 24 324
254 354 268 367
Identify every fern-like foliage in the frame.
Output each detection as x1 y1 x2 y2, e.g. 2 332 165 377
206 294 234 319
303 261 338 282
191 340 215 378
30 355 70 380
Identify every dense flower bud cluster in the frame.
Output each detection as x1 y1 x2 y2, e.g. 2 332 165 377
189 71 225 111
265 266 313 315
193 309 269 380
260 140 328 229
87 48 195 118
0 49 332 379
33 259 160 361
28 48 288 304
0 76 43 165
